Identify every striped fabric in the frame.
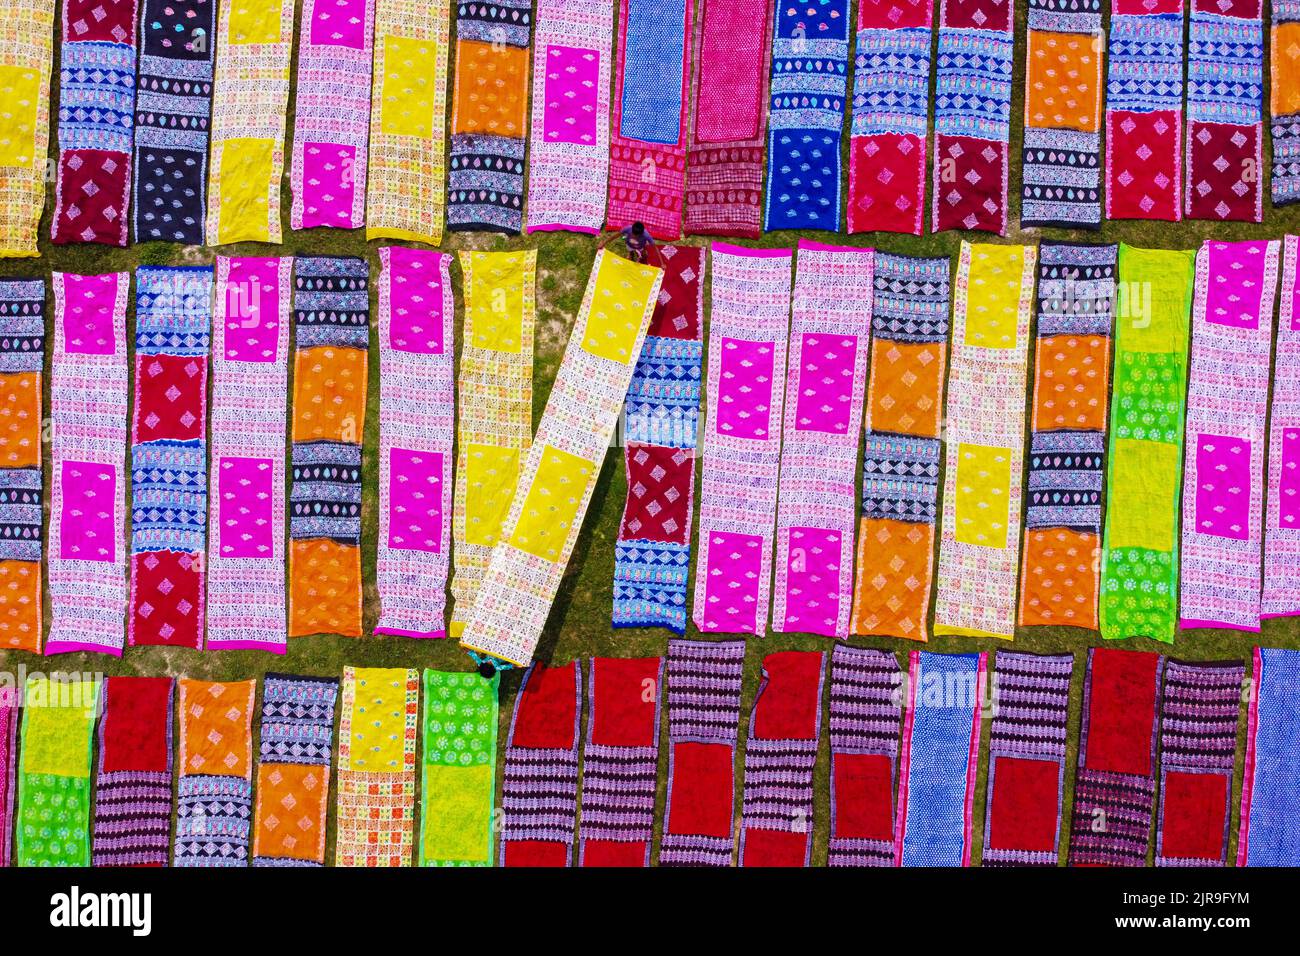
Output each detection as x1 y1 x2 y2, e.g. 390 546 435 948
1273 1 1300 205
174 679 255 866
0 0 55 256
1265 235 1300 618
1239 647 1300 865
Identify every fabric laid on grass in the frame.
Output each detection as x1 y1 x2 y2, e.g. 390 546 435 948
772 242 873 638
683 0 772 238
206 0 295 245
1273 2 1300 205
896 651 985 867
1185 0 1263 222
1265 236 1300 618
47 271 129 656
579 656 664 866
612 245 704 633
1154 659 1243 867
376 248 454 638
50 0 136 246
693 244 792 636
0 0 55 256
1099 245 1196 643
740 651 826 867
1068 647 1163 866
764 0 849 232
291 0 374 230
526 0 612 234
1019 244 1116 629
981 652 1073 866
0 278 44 652
336 667 418 866
460 252 662 667
16 677 99 866
660 638 744 866
449 251 536 637
606 0 694 240
1238 647 1300 865
174 678 255 866
1179 240 1278 631
92 676 174 867
420 669 499 866
501 662 580 866
934 242 1035 639
289 257 368 639
252 674 338 866
0 686 14 866
851 254 950 641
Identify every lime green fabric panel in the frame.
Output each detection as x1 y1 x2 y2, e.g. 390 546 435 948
15 772 92 866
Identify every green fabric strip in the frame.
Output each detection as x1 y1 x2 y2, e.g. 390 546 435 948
1100 244 1196 643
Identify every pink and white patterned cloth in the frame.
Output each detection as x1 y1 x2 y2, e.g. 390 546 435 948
1265 236 1300 619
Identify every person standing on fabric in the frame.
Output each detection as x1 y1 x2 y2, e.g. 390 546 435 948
599 221 655 262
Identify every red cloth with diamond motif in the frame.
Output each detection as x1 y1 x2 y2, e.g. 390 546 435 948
620 445 693 544
1106 109 1182 221
51 149 132 247
1186 120 1261 222
849 133 926 234
133 353 206 442
931 134 1007 234
129 550 203 648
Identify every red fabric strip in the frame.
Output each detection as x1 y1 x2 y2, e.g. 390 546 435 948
582 838 649 866
100 676 174 774
833 752 894 841
1083 647 1160 776
741 827 807 867
987 755 1061 853
1159 770 1229 861
752 650 823 741
590 656 661 747
503 840 570 867
666 741 733 838
511 661 579 750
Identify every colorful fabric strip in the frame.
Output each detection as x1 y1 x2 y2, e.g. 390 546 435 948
1154 659 1242 866
1068 648 1162 866
47 271 129 655
772 242 872 638
578 656 664 866
1099 245 1195 642
612 245 704 633
1179 240 1278 631
693 244 792 636
526 0 612 234
895 651 985 866
128 266 211 649
1273 2 1300 205
460 252 661 667
174 678 255 866
336 667 419 867
660 638 744 867
0 686 13 865
606 0 694 240
0 0 55 256
93 676 174 867
1018 243 1115 629
291 0 374 230
851 254 950 641
419 668 499 866
1265 235 1300 618
981 652 1072 866
376 248 454 638
206 0 295 244
934 242 1035 639
1238 647 1300 865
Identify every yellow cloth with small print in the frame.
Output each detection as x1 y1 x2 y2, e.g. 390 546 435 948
0 0 54 257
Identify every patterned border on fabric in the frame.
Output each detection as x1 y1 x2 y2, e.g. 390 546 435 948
0 685 14 865
174 678 255 866
0 0 55 256
1238 646 1300 865
1265 235 1300 617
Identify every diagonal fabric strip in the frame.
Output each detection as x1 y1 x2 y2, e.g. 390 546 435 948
93 676 174 867
1154 659 1243 867
660 638 744 866
934 242 1035 639
252 674 339 866
526 0 612 234
896 651 985 866
16 677 99 866
1265 235 1300 618
1273 2 1300 205
366 0 450 243
47 272 129 656
740 651 826 866
0 0 55 256
579 656 664 866
612 244 704 633
174 678 255 866
683 0 772 237
1238 647 1300 865
291 0 374 230
336 667 419 866
773 242 873 638
128 266 211 649
1019 244 1116 629
1068 647 1163 866
606 0 694 240
1179 240 1278 631
501 662 581 866
50 0 137 246
376 248 454 637
449 250 536 636
420 668 499 866
460 252 662 667
0 685 13 866
206 0 295 244
1099 245 1195 642
851 254 950 641
0 278 44 652
693 244 792 636
981 651 1073 866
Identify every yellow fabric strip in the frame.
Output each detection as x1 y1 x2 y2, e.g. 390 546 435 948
0 0 54 257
